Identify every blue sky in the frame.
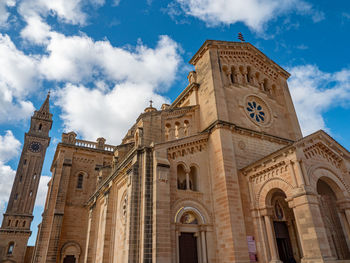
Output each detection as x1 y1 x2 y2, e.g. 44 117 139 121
0 0 350 245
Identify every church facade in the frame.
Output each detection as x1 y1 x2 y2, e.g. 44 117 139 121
1 40 350 263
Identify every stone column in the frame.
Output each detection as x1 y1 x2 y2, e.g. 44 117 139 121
264 215 282 263
292 194 334 263
176 229 180 263
200 228 208 263
186 172 190 190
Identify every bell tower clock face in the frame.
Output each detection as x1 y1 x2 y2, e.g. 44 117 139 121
29 141 42 153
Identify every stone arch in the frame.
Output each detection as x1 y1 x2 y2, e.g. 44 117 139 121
257 178 294 208
172 198 211 225
309 166 350 200
60 241 81 263
173 199 211 263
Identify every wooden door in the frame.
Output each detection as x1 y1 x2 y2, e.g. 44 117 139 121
63 255 76 263
179 232 198 263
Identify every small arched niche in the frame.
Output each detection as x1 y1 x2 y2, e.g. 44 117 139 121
175 122 180 139
165 123 171 141
183 120 190 137
247 66 252 83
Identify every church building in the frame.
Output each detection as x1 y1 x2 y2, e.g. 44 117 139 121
1 40 350 263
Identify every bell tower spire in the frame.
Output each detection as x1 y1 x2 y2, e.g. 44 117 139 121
0 93 53 263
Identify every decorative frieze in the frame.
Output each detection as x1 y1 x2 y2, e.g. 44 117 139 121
167 138 208 160
248 161 288 184
303 142 342 169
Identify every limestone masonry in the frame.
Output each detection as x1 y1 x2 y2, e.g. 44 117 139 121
1 40 350 263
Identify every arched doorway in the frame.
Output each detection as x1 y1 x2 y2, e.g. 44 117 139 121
63 255 76 263
175 207 208 263
317 179 350 260
60 242 81 263
179 212 199 263
265 189 302 263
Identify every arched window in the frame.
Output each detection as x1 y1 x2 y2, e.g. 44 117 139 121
33 173 37 180
38 123 42 131
177 165 187 190
23 221 26 227
77 174 84 189
15 220 18 227
189 166 198 191
7 242 14 255
7 220 11 226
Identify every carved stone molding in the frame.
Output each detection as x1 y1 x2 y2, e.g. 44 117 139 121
167 138 208 160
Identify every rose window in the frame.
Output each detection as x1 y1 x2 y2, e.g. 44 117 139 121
246 101 266 123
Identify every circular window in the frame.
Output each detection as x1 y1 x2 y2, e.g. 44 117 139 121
245 95 271 126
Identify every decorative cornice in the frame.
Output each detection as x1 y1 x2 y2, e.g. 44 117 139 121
163 134 209 160
204 119 293 145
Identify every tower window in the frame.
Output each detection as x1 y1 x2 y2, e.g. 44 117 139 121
24 159 27 165
7 242 14 255
19 175 22 182
14 193 18 200
38 123 42 131
23 221 26 227
29 191 33 197
77 174 84 189
33 174 36 180
8 220 11 226
15 220 18 227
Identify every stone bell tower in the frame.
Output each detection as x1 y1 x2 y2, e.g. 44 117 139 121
0 93 52 263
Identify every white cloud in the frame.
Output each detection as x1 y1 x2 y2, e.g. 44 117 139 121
40 34 180 86
18 0 107 44
0 0 16 28
0 131 20 224
173 0 323 32
288 65 350 135
0 162 16 224
53 35 181 144
19 0 87 26
34 175 51 207
0 130 21 164
55 83 170 144
0 34 38 122
20 16 51 45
